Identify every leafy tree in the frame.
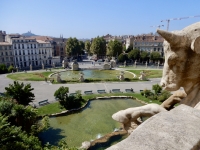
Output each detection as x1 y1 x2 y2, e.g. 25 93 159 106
140 51 149 61
118 53 128 62
0 64 8 74
128 49 140 60
85 41 91 54
90 37 106 58
54 87 84 110
107 40 123 57
150 51 161 61
0 115 42 150
152 84 162 95
8 65 16 73
66 37 81 57
5 81 35 105
125 44 133 53
79 41 85 51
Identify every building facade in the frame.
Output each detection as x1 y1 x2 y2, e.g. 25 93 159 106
0 42 14 66
133 33 164 56
2 34 52 69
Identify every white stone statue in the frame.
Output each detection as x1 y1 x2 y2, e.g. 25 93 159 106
52 62 55 68
110 57 116 68
42 63 44 69
112 22 200 134
56 73 62 83
124 61 126 67
134 60 137 68
118 71 125 81
157 61 160 69
30 64 32 71
145 61 148 68
79 72 84 82
62 59 68 68
138 71 146 80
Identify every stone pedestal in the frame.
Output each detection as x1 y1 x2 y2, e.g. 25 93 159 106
103 63 111 70
57 73 62 83
72 60 79 70
107 105 200 150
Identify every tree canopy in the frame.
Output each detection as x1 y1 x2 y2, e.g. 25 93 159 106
128 49 140 60
90 37 106 58
140 51 149 61
107 40 123 57
85 41 91 54
5 81 35 105
54 86 84 110
65 37 81 57
118 53 128 62
150 51 161 61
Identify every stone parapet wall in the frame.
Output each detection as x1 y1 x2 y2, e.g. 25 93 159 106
107 104 200 150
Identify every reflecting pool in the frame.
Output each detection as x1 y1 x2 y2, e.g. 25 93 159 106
39 99 143 147
51 70 133 80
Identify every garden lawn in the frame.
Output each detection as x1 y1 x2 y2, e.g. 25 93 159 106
7 72 53 81
38 93 162 116
127 70 163 78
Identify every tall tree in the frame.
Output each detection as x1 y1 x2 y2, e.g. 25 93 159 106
150 51 161 61
79 41 85 51
107 40 123 57
125 44 133 53
85 41 91 54
65 37 81 57
0 64 8 74
90 37 106 58
128 49 140 60
140 51 149 61
5 81 35 105
118 53 128 62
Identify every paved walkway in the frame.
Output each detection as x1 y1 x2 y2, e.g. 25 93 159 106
0 61 162 106
0 72 161 106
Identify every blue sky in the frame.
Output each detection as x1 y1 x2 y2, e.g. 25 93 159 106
1 0 200 39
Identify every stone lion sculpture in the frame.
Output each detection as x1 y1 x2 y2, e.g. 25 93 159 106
112 22 200 132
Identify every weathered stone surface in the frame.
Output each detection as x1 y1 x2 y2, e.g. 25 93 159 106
157 22 200 108
71 60 79 70
107 105 200 150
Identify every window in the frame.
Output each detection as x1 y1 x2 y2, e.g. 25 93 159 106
5 52 8 56
10 57 13 61
1 52 3 56
10 52 12 55
44 56 46 58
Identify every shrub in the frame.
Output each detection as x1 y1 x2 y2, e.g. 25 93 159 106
157 90 171 102
152 84 162 95
54 87 84 110
143 89 154 98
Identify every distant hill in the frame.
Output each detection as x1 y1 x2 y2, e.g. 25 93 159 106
22 31 38 37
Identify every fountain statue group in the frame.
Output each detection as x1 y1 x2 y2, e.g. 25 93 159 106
112 22 200 133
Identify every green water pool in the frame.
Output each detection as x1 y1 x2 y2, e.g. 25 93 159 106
51 70 133 80
39 99 143 147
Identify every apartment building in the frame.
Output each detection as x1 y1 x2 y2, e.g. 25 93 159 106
37 40 53 65
133 33 164 56
3 34 52 69
0 42 14 66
